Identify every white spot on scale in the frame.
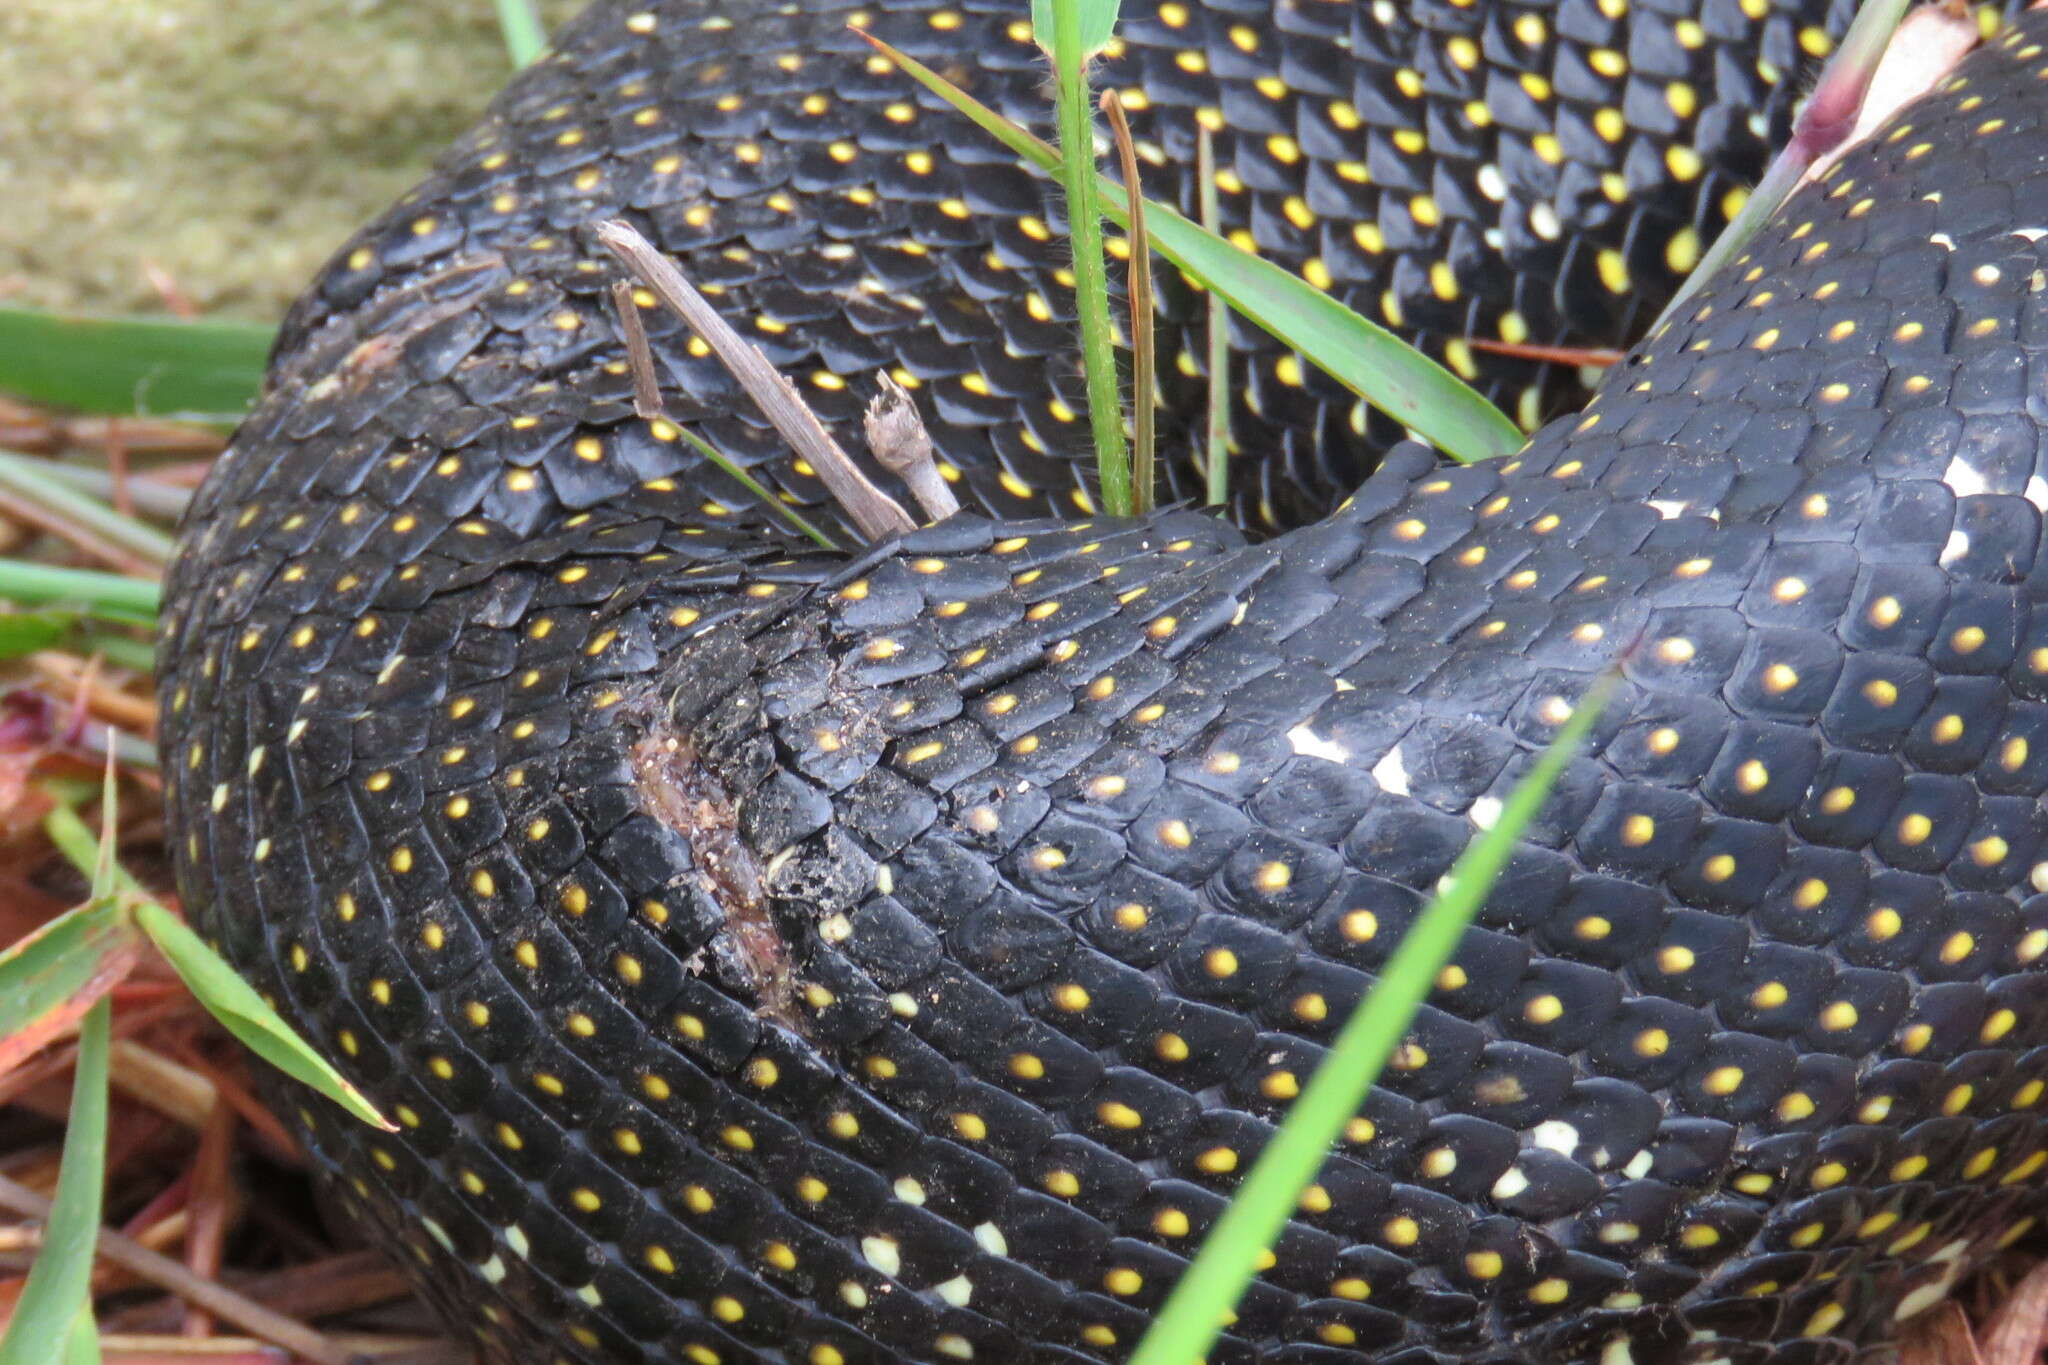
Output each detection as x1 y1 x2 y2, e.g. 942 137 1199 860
1287 724 1351 764
862 1236 902 1277
973 1222 1009 1256
1530 202 1562 241
480 1254 506 1284
1931 1238 1972 1264
1477 165 1507 202
1623 1149 1655 1179
1894 1243 1972 1323
1930 232 1956 251
2030 860 2048 894
505 1224 530 1259
1893 1275 1958 1322
1531 1119 1581 1156
1371 744 1412 796
935 1275 974 1307
1647 499 1688 520
2015 227 2048 242
1942 456 1990 497
1469 796 1503 831
2026 475 2048 513
1491 1165 1531 1200
1602 1337 1637 1365
577 1283 603 1307
894 1177 926 1205
1940 529 1972 567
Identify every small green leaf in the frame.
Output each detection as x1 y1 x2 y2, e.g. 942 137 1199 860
0 308 271 422
131 899 394 1131
0 609 75 660
1128 672 1619 1365
856 34 1525 465
1031 0 1119 62
0 899 144 1080
0 999 110 1365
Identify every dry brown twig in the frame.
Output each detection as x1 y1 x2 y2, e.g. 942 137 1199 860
863 373 957 522
594 218 917 541
0 1175 356 1365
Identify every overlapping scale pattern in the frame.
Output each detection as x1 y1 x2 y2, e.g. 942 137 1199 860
160 2 2048 1364
253 0 1847 538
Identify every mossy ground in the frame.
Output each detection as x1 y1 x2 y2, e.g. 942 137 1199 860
0 0 580 321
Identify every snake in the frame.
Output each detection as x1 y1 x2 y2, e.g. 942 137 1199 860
157 0 2048 1361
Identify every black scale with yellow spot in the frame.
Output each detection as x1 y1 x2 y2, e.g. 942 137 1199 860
157 0 2048 1362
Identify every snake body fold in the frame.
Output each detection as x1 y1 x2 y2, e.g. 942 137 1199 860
160 1 2048 1362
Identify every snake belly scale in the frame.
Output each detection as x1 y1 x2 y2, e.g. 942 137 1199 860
158 1 2047 1364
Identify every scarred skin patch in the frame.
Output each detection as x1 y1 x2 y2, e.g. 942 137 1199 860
631 729 800 1027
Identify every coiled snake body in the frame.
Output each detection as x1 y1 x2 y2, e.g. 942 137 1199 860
161 1 2048 1362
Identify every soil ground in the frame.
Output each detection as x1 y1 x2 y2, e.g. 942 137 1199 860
0 0 581 320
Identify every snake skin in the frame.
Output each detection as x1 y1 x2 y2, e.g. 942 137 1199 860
158 1 2048 1364
253 0 1851 537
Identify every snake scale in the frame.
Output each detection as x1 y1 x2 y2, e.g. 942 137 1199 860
157 0 2048 1361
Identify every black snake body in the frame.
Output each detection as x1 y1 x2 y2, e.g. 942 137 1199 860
158 1 2048 1363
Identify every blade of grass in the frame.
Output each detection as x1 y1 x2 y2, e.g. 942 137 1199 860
40 802 394 1131
673 426 840 551
0 997 110 1365
0 609 74 660
0 309 271 422
12 461 192 524
0 899 145 1080
491 0 548 66
853 32 1525 465
1029 0 1117 60
1101 91 1155 516
63 1305 100 1365
1651 0 1910 330
128 900 393 1131
0 453 176 567
1197 128 1229 508
1127 670 1620 1365
76 632 157 674
0 561 161 624
1041 0 1133 516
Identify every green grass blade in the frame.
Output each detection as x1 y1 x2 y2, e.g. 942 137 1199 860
1044 0 1133 516
40 802 393 1131
1103 92 1156 515
28 464 192 524
0 308 271 422
1651 0 1906 331
492 0 549 66
1030 0 1118 59
673 427 839 550
0 898 142 1077
0 998 110 1365
131 899 394 1131
856 33 1525 465
1197 128 1229 507
0 561 160 625
1128 671 1620 1365
42 803 141 901
0 609 75 660
0 454 177 567
63 1305 101 1365
76 631 156 674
